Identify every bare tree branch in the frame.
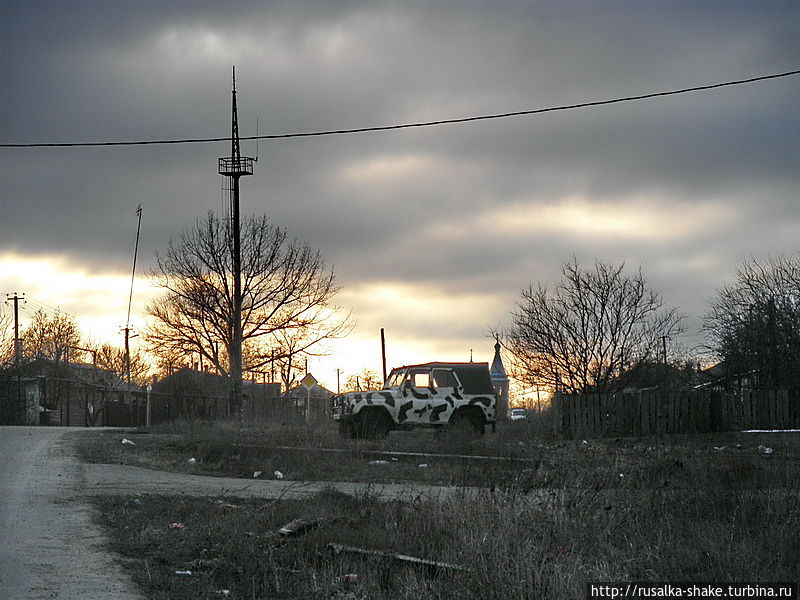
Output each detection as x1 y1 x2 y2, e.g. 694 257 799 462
145 212 352 383
504 258 685 394
703 253 800 389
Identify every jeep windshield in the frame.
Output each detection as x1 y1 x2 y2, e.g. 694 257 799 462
383 369 406 389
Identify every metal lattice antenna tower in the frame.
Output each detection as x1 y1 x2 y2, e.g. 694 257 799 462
218 66 254 410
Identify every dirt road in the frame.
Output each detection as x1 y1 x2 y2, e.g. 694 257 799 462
82 462 483 501
0 427 143 600
0 426 484 600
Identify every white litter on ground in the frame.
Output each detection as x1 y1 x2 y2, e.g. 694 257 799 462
369 460 388 465
253 471 262 478
273 470 284 479
757 445 774 454
187 458 197 464
744 429 800 433
418 464 428 469
121 438 135 446
174 570 193 576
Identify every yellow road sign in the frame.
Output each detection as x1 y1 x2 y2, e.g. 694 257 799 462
300 373 317 390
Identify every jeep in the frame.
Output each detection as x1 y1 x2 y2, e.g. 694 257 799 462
331 362 497 438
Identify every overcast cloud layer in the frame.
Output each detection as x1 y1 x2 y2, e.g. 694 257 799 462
2 1 799 380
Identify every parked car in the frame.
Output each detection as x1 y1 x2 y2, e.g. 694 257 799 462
508 408 528 421
331 362 497 438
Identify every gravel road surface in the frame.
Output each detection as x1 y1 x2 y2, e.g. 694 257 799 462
0 426 143 600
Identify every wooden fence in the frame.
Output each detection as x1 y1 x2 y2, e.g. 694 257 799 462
553 389 800 439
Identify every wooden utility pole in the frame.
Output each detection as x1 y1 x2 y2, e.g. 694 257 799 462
380 328 387 383
6 292 24 365
123 205 143 383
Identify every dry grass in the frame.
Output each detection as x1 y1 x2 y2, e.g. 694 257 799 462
95 484 799 600
78 416 800 490
86 416 800 598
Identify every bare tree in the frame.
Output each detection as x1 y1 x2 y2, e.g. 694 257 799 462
704 254 800 389
22 308 82 362
145 212 351 380
89 343 151 386
504 258 684 394
343 369 382 392
0 305 14 365
150 345 190 379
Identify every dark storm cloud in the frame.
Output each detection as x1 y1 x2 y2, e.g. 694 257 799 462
2 0 799 351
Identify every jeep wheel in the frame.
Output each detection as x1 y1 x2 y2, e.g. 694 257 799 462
338 421 355 439
356 410 392 439
449 410 485 435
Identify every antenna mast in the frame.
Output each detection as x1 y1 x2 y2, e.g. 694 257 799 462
123 204 142 383
218 66 255 410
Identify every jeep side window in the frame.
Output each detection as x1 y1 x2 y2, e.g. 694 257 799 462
432 369 457 389
408 369 430 388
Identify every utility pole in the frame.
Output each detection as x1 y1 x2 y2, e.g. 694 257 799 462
270 349 275 384
380 328 387 383
6 292 24 365
122 204 143 383
218 67 255 411
336 368 340 394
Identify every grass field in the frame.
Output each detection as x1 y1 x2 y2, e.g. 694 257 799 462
79 416 800 490
81 417 800 599
94 486 798 599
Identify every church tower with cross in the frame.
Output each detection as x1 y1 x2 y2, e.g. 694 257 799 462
490 338 509 419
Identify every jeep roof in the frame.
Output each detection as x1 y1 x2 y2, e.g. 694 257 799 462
385 362 495 395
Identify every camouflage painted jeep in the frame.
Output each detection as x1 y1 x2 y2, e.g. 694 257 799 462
331 362 497 438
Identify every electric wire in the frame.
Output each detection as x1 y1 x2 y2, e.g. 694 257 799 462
1 70 797 148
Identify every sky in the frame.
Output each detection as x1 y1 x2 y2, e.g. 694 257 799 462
2 1 799 392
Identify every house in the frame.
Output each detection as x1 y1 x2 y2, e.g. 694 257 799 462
152 367 281 421
0 357 131 426
280 382 334 421
616 361 695 393
693 361 757 393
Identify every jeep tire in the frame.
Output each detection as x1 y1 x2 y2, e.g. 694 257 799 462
355 409 392 439
338 420 355 439
449 409 485 435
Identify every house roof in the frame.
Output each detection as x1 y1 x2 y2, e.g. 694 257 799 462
153 367 279 397
281 383 334 399
6 357 125 387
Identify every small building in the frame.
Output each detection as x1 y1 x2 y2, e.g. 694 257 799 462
490 340 510 420
0 357 128 426
280 382 334 421
152 367 281 421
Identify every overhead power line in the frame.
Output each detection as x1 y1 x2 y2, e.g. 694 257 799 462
2 69 798 149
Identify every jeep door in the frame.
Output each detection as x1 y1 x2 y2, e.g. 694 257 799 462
402 368 434 423
429 368 460 423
